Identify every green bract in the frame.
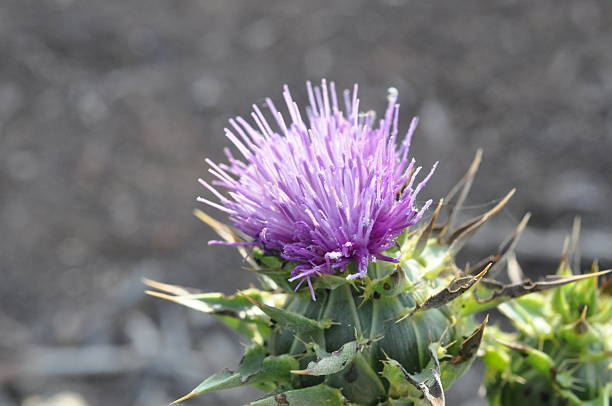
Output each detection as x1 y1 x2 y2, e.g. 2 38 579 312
148 153 609 405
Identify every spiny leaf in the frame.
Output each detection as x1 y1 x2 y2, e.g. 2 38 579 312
249 268 294 291
381 358 418 399
171 345 266 403
602 270 612 296
450 314 488 364
414 198 444 257
326 352 387 404
239 345 267 383
388 349 446 406
446 189 515 254
182 290 264 312
583 383 611 406
314 273 353 290
143 278 194 295
291 341 358 376
467 213 530 277
405 243 453 281
252 252 286 269
569 217 582 274
497 295 551 336
377 265 411 297
255 355 301 389
462 269 612 316
478 269 612 304
383 400 416 406
145 283 273 341
193 208 255 265
145 280 269 315
244 295 333 339
438 149 482 237
193 208 241 243
171 351 299 404
497 340 556 373
506 252 525 284
171 369 241 404
245 384 346 406
396 264 490 322
363 265 411 300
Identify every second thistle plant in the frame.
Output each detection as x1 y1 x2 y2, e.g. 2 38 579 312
482 223 612 406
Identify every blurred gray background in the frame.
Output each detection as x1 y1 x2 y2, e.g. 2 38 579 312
1 0 611 405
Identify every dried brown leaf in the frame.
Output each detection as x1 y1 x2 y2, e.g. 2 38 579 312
451 314 489 364
414 199 444 256
397 264 491 322
446 189 515 254
478 269 612 304
438 149 483 237
467 213 530 276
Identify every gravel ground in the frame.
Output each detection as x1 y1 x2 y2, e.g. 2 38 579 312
1 0 611 405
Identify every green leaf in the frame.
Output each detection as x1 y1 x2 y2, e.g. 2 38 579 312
249 253 299 291
480 347 511 373
401 244 451 282
172 370 242 403
145 284 274 341
552 280 571 322
326 353 387 405
584 382 611 406
381 400 414 406
238 345 267 382
257 355 300 386
245 296 332 342
497 341 555 373
314 273 351 290
498 296 551 337
381 358 417 399
145 281 263 315
251 268 294 291
253 252 285 269
381 351 446 406
292 341 358 376
190 290 262 311
171 347 299 404
362 265 412 300
246 384 346 406
372 259 397 280
217 315 271 342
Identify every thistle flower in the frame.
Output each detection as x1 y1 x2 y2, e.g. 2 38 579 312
198 81 435 297
147 82 609 406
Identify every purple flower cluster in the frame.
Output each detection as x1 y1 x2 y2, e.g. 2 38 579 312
199 81 434 299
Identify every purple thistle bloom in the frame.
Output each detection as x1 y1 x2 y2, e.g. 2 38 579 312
198 80 435 300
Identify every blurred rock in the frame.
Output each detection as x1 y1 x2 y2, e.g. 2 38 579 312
22 392 89 406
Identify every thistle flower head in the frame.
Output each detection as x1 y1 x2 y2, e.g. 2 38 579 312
199 80 435 298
